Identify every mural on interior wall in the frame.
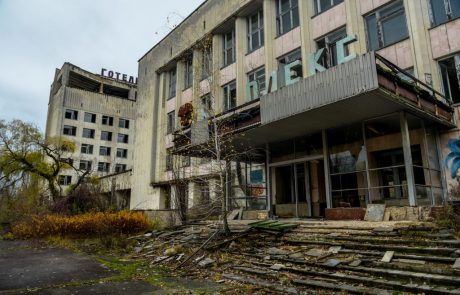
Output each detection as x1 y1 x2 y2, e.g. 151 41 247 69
445 139 460 179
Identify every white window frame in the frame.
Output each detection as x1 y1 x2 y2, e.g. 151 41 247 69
248 10 264 52
223 30 235 67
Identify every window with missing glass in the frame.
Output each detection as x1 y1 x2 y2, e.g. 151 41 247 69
115 164 127 173
63 125 76 136
79 160 92 171
117 134 129 144
165 153 173 171
82 128 95 139
84 112 96 123
168 68 177 99
199 94 212 120
101 131 112 141
116 148 128 158
316 27 347 69
102 115 113 126
184 58 193 89
223 81 237 111
439 55 460 104
247 67 266 100
430 0 460 26
81 144 93 154
223 30 235 67
278 49 302 86
248 10 264 52
65 109 78 120
314 0 344 14
99 146 111 156
365 0 408 51
167 111 175 134
119 118 130 129
276 0 299 36
98 162 110 173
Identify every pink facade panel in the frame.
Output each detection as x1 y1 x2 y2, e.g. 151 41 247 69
166 96 176 113
181 88 193 105
245 47 265 72
430 24 450 59
446 19 460 56
360 0 392 15
220 63 236 86
274 27 301 58
311 3 347 39
377 39 413 69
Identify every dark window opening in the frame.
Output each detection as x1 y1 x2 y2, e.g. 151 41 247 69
68 71 101 92
248 67 266 100
102 84 129 99
248 10 264 52
65 109 78 120
102 115 114 126
276 0 299 36
223 81 237 111
84 112 96 123
167 111 175 134
101 131 112 141
440 56 460 104
117 133 129 144
58 175 72 186
223 29 236 67
316 27 347 69
63 125 76 136
430 0 460 26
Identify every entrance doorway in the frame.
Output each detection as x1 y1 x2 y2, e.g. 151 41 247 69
273 159 326 218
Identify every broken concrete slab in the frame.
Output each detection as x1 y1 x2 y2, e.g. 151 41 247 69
393 259 426 265
349 259 362 267
227 209 240 221
328 246 342 254
453 258 460 269
198 258 215 268
306 249 323 257
406 207 419 221
323 259 341 267
381 251 395 263
388 207 407 221
289 252 304 260
267 247 289 256
270 264 285 270
364 204 386 222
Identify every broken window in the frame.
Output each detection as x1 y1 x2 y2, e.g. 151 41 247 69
439 55 460 104
276 0 299 36
81 144 94 154
102 115 113 126
84 112 96 123
184 58 193 89
248 10 264 52
63 125 76 136
97 162 110 173
115 164 127 173
316 27 347 69
82 128 95 139
223 80 237 111
223 29 235 67
65 109 78 120
430 0 460 26
365 0 409 51
58 175 72 186
99 146 111 156
116 148 128 158
167 111 175 134
247 67 266 100
117 133 129 144
168 67 177 99
278 49 302 87
79 160 92 171
101 131 112 141
119 118 130 129
314 0 343 14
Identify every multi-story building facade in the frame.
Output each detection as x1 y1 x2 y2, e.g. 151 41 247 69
46 63 137 197
132 0 460 218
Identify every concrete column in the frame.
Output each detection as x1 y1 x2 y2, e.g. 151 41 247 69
400 112 417 206
156 72 167 178
344 0 367 55
263 0 277 78
265 143 272 215
322 129 332 208
298 0 314 78
175 61 185 125
188 181 196 209
235 16 248 104
435 127 449 205
212 34 223 113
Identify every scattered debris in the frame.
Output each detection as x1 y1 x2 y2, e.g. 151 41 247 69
453 258 460 269
270 264 285 270
198 258 215 268
381 251 395 263
249 220 298 232
328 246 342 254
323 259 341 268
349 259 362 267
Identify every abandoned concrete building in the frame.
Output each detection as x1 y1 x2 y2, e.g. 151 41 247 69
45 63 137 204
126 0 460 220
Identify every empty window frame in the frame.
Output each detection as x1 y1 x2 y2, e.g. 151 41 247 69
184 58 193 89
199 94 212 120
314 0 344 14
278 49 302 86
81 144 94 154
115 164 127 173
84 112 96 123
117 133 129 144
119 118 130 129
99 146 111 156
79 160 92 171
82 128 95 139
63 125 76 136
316 27 347 69
116 148 128 158
276 0 299 36
365 0 409 51
58 175 72 186
101 131 113 141
223 81 237 111
102 115 114 126
248 10 264 52
248 67 266 100
430 0 460 26
439 55 460 104
97 162 110 173
223 30 236 67
64 109 78 120
167 111 175 134
168 67 177 99
165 153 173 171
201 47 213 80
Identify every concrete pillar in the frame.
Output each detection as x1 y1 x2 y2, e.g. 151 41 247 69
263 0 277 77
322 129 332 208
400 112 417 206
235 17 247 105
265 143 272 215
156 72 167 177
298 0 314 78
344 0 367 55
212 34 223 113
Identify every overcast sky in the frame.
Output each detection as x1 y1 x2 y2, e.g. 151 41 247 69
0 0 204 131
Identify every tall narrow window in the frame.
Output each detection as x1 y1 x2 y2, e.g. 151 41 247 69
248 10 264 52
316 27 347 69
167 111 175 134
314 0 344 14
276 0 299 36
247 67 266 100
365 0 408 51
184 58 193 89
223 30 235 67
201 47 213 80
223 81 237 111
168 68 177 98
439 56 460 104
199 94 212 120
430 0 460 26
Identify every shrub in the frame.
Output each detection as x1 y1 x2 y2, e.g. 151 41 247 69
12 211 150 239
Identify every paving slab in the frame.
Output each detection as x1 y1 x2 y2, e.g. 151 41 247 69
364 204 386 222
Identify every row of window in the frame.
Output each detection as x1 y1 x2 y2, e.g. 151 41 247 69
80 143 128 158
64 109 130 129
58 163 128 185
62 126 129 143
